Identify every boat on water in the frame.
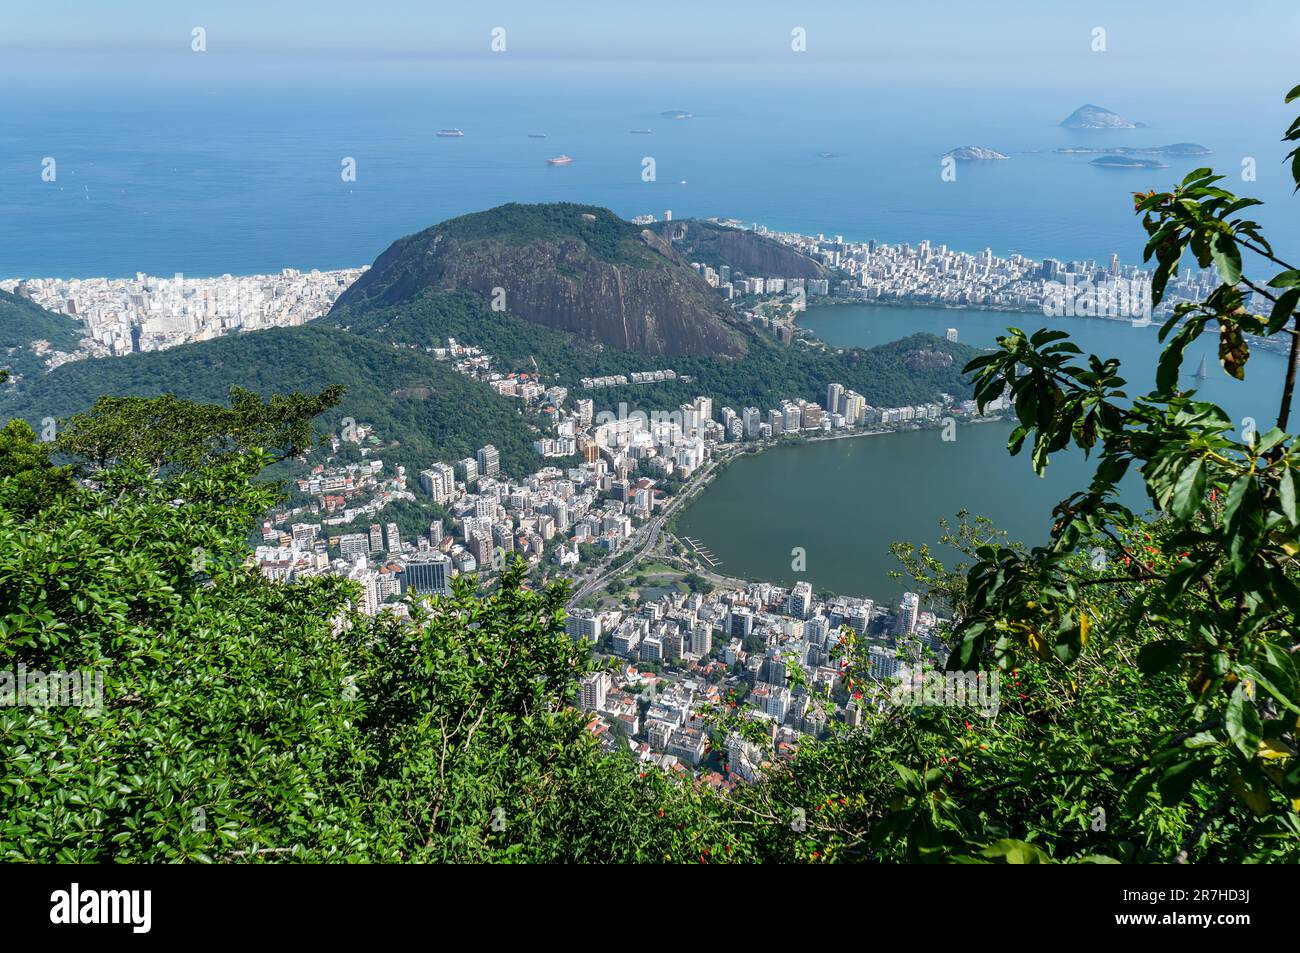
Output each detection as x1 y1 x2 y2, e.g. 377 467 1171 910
547 154 573 165
436 129 464 137
630 129 653 135
1195 355 1209 381
528 133 547 138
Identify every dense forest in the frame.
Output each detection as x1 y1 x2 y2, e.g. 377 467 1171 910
0 323 545 479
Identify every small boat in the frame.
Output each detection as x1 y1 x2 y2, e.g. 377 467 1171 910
547 154 573 166
1195 355 1208 381
436 129 464 137
528 133 547 138
630 129 654 135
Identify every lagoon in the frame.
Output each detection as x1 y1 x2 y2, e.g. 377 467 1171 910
674 303 1288 602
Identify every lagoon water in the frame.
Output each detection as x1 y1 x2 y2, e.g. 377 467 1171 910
674 303 1289 602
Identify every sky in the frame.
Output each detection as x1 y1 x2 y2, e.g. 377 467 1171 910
3 0 1296 83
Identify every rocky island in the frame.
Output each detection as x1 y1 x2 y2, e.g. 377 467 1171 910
1060 104 1143 129
944 146 1009 161
1090 155 1167 169
1057 143 1210 156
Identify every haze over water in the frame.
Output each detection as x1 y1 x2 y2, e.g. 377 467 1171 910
2 58 1300 275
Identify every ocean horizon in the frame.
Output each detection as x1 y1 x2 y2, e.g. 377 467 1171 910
5 65 1298 279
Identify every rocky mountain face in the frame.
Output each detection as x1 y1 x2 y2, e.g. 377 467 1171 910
332 203 746 358
650 219 828 280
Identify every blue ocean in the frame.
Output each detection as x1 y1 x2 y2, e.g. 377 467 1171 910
3 60 1298 278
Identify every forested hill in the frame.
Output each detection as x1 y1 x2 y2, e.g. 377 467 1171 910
331 202 747 358
0 289 84 382
331 290 978 413
0 324 546 479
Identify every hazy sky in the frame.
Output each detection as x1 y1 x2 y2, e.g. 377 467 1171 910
5 0 1296 75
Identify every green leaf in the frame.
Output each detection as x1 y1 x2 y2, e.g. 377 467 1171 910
1267 287 1300 334
1210 233 1243 285
1171 458 1206 521
1267 269 1300 288
1225 685 1263 759
1281 469 1299 526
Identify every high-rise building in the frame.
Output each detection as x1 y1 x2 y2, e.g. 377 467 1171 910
788 581 813 620
419 462 456 503
368 523 384 553
403 552 452 597
898 592 920 634
471 533 494 570
458 457 479 485
566 608 603 644
842 390 865 426
728 608 753 639
339 533 369 561
579 671 608 711
477 444 500 479
826 382 844 417
691 624 712 657
384 522 401 553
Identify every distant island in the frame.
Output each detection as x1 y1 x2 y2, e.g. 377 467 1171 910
1090 155 1166 169
1057 143 1210 156
1059 104 1143 129
944 146 1009 161
661 110 693 120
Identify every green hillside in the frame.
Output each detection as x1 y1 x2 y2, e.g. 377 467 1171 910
333 290 977 412
0 324 546 478
0 288 84 382
437 202 659 265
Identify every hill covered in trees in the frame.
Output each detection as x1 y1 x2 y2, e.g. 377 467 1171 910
332 203 748 358
0 289 84 384
0 324 546 479
332 289 977 413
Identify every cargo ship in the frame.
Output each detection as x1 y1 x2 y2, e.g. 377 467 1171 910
546 154 573 165
436 128 464 137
